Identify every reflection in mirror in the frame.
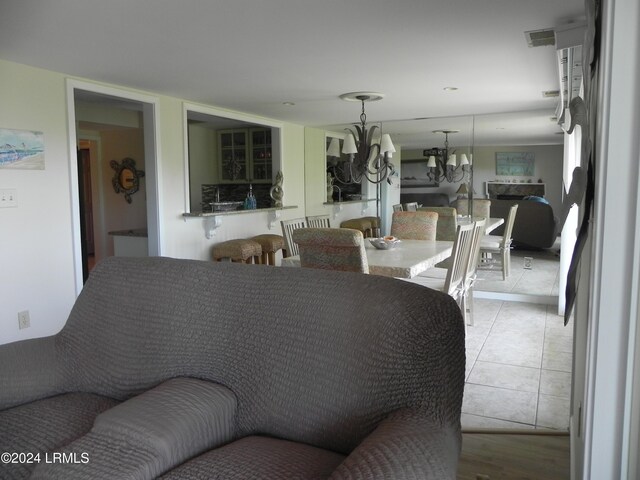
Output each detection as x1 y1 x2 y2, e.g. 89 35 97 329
381 116 475 209
186 110 280 213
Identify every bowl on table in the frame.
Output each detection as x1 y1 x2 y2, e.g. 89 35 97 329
369 236 400 250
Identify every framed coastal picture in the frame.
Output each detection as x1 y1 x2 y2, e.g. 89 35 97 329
0 128 45 170
495 152 534 176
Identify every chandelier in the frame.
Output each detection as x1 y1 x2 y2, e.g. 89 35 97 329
326 92 396 185
424 129 470 183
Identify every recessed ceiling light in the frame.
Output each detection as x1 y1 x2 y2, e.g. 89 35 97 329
282 102 295 106
443 87 459 91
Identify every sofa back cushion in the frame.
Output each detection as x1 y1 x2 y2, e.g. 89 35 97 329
489 198 558 249
56 257 464 454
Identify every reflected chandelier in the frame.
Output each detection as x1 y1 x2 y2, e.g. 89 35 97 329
424 129 470 183
326 92 396 185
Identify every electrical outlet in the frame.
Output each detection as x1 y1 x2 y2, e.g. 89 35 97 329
18 310 30 329
523 256 533 269
0 189 18 208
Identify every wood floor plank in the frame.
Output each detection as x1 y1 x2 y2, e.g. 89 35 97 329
457 433 570 480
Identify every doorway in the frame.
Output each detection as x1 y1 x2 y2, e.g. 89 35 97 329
66 80 162 294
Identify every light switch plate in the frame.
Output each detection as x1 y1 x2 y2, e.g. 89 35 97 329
0 189 17 208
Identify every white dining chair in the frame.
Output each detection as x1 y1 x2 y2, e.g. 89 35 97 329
405 222 475 312
280 217 308 258
306 214 331 228
479 204 518 280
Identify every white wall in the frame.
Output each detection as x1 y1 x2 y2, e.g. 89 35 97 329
0 60 78 344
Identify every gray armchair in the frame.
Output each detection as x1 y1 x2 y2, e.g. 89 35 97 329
1 257 465 479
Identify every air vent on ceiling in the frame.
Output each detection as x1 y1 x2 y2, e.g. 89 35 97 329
542 90 560 98
524 28 556 48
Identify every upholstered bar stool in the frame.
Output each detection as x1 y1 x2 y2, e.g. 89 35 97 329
340 218 373 238
361 216 381 238
212 239 262 264
251 234 285 266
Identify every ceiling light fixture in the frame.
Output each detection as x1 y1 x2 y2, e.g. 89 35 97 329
326 92 396 185
423 130 470 183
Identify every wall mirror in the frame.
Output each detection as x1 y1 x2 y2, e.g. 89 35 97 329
324 133 365 203
185 107 281 213
110 157 145 203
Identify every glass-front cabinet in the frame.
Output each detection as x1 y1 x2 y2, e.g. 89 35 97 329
218 127 272 183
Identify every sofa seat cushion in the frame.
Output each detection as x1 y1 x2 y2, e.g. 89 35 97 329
0 392 119 479
160 436 346 480
32 378 237 480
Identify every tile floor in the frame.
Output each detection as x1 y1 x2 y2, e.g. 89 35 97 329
462 244 572 431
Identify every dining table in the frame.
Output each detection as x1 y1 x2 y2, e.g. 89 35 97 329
280 239 453 279
458 216 504 234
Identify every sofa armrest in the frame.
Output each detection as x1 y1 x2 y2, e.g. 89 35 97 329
328 409 460 480
0 336 67 410
32 377 237 480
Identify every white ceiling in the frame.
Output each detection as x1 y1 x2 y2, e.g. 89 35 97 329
0 0 584 149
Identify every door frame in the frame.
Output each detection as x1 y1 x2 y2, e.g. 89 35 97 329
66 79 163 296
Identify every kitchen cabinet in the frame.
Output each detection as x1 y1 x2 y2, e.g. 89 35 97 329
218 128 272 183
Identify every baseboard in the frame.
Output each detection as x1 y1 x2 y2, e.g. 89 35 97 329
474 290 557 305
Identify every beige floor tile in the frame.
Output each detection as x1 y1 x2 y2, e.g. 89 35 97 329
540 369 572 398
537 394 570 430
544 334 574 354
467 361 540 393
542 350 572 372
478 331 543 368
462 383 537 425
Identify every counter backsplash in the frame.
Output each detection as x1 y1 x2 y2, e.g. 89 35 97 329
201 184 273 211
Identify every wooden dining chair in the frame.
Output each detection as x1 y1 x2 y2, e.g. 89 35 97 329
306 214 331 228
479 204 518 279
280 217 308 258
390 211 438 240
405 222 476 310
292 228 369 273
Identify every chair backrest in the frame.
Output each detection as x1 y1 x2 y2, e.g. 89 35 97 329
390 211 438 240
405 202 419 212
280 217 308 257
443 222 476 299
392 203 404 212
292 228 369 274
465 218 486 286
500 204 519 248
306 214 331 228
418 206 457 241
456 198 491 219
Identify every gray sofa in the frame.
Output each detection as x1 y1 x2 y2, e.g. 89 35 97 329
400 192 451 207
0 256 465 479
489 198 559 249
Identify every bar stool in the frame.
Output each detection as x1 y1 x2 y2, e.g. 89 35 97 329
340 218 373 238
251 234 285 266
212 239 262 264
361 216 381 238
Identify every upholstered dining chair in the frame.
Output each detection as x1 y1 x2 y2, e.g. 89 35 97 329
280 217 308 258
479 204 518 280
292 228 369 273
306 214 331 228
405 222 476 312
455 198 491 219
418 206 458 241
404 202 419 212
390 211 438 241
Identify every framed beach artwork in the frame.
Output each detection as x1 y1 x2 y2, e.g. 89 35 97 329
0 128 45 170
495 152 534 176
